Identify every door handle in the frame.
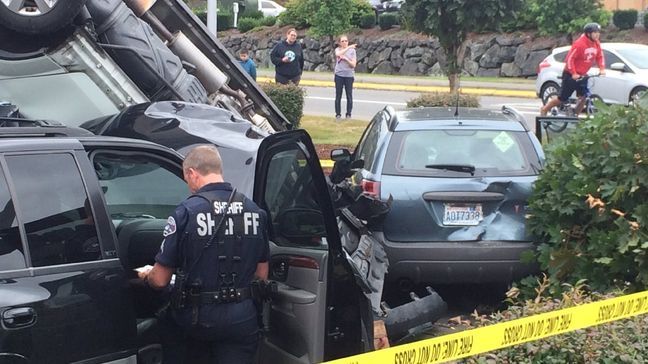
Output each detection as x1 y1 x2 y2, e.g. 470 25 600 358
2 307 36 329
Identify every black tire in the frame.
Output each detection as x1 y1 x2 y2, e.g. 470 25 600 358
0 0 86 35
540 81 560 105
544 91 569 132
629 86 647 106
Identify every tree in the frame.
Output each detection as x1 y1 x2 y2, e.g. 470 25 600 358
532 0 609 36
308 0 354 69
401 0 522 92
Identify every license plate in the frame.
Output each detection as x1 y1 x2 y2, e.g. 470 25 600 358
443 204 483 226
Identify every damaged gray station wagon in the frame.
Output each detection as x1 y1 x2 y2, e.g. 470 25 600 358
0 0 447 363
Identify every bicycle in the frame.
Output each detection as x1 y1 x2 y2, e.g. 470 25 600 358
543 74 602 132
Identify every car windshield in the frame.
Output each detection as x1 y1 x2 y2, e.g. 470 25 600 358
386 129 537 177
615 48 648 69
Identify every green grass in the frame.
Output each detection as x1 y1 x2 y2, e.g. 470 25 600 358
299 115 368 146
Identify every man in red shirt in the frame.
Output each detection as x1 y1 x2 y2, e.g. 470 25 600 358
541 23 606 116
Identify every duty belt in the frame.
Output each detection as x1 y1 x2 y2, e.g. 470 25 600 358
199 287 252 305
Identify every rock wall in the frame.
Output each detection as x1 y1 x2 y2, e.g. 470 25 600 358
221 29 572 78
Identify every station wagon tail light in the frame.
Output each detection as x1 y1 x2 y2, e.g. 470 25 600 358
361 179 381 198
537 59 551 74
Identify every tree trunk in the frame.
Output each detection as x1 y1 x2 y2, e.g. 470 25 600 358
448 74 459 92
445 40 467 93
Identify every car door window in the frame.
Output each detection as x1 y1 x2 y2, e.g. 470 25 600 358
92 152 187 221
0 166 25 271
262 147 327 249
554 50 568 63
603 50 623 68
6 153 101 267
354 112 384 170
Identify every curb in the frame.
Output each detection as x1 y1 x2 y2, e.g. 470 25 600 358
257 77 537 99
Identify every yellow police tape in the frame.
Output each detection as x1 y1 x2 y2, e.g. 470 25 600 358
324 290 648 364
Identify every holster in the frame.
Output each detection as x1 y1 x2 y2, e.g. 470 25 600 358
250 280 278 302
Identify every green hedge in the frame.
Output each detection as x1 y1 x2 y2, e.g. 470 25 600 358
359 12 376 29
528 96 648 293
261 82 305 128
466 279 648 363
378 12 398 30
645 11 648 30
193 7 208 23
260 16 277 26
350 0 375 28
407 92 480 108
613 9 638 30
240 9 264 19
237 17 260 32
217 11 234 30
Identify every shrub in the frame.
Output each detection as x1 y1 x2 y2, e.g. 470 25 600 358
527 97 648 293
277 0 316 28
358 12 376 29
350 0 375 28
406 92 480 108
645 11 648 31
240 9 264 19
260 16 277 27
193 7 207 24
237 17 261 33
378 12 398 30
194 7 235 30
463 277 648 363
261 82 305 128
613 9 638 30
217 11 234 30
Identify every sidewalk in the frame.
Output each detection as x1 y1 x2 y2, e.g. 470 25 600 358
257 69 538 99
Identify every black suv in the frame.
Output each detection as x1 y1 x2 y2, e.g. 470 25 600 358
0 122 376 363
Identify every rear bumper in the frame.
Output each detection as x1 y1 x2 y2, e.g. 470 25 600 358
377 233 539 284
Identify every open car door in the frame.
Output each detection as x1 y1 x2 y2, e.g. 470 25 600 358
254 130 372 363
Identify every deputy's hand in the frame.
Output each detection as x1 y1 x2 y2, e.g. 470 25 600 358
135 265 153 280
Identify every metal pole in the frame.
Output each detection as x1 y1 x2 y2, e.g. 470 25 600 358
207 0 217 37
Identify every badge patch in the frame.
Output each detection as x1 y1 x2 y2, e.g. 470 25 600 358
163 216 177 237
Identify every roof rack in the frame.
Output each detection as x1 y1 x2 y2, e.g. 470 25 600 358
501 105 529 131
0 117 63 127
0 118 94 137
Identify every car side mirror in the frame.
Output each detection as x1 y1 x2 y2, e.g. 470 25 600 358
610 62 626 72
330 148 351 162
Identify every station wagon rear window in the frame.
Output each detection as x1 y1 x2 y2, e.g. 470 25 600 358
383 130 539 177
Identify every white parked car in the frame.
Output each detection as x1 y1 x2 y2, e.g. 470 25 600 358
536 43 648 105
258 0 286 17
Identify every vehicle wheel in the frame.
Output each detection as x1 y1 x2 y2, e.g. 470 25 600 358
0 0 86 34
629 86 647 106
540 81 560 105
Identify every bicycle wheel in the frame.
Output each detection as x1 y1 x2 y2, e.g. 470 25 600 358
585 95 603 118
545 92 570 132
